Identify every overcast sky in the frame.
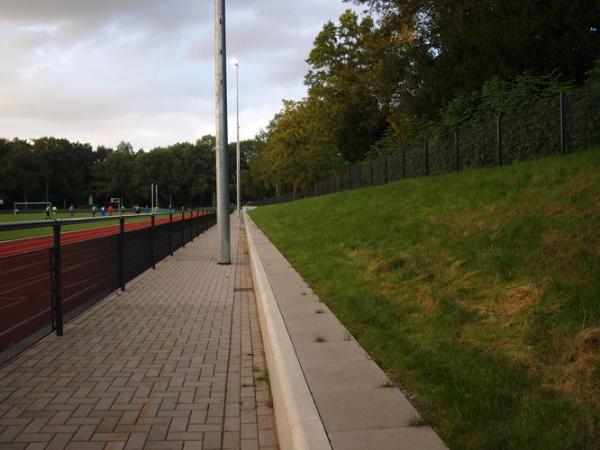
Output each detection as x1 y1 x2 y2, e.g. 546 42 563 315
0 0 363 151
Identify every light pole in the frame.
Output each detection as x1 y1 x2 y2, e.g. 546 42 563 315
232 59 241 216
214 0 231 264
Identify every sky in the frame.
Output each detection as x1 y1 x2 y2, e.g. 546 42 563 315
0 0 363 151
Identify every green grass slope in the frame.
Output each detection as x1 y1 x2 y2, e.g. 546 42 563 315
249 149 600 450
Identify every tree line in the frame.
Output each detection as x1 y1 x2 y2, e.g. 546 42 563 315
2 0 598 205
247 0 600 196
0 135 259 209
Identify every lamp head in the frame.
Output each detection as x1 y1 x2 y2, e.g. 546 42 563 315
231 58 239 68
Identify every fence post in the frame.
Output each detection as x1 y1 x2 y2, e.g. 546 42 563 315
560 90 565 154
497 114 503 166
384 156 388 184
369 160 373 186
118 216 125 291
151 214 156 269
424 139 429 176
347 165 351 190
358 165 362 188
455 128 460 171
402 148 406 179
181 210 185 247
52 221 63 336
169 213 173 256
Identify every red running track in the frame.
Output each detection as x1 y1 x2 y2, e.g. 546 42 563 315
0 215 190 257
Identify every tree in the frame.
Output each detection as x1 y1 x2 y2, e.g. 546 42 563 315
97 142 136 205
254 99 342 195
350 0 600 126
0 139 40 204
306 10 387 161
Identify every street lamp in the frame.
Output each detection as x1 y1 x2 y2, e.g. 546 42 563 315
232 58 241 216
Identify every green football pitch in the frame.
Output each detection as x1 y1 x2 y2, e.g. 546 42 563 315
0 212 165 242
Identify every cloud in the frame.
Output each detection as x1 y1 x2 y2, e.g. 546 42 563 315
0 0 364 150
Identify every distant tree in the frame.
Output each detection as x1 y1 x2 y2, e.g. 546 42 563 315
0 139 39 204
98 143 136 205
255 99 342 195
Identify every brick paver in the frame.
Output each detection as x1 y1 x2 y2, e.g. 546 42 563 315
0 216 278 450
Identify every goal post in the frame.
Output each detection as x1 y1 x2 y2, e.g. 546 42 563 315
13 201 51 214
109 197 121 211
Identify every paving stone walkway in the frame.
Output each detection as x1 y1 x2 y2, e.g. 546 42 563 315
0 216 278 450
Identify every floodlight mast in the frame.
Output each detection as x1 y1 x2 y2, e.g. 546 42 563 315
215 0 231 264
233 60 241 217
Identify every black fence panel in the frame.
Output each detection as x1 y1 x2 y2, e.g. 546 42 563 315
374 159 387 184
405 145 426 178
174 217 184 249
565 88 600 152
124 227 153 282
155 223 171 262
388 151 404 181
503 96 561 164
0 249 53 365
429 132 456 175
458 119 496 170
0 210 217 367
61 234 119 322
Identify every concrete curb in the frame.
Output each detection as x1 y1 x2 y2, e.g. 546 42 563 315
244 211 332 450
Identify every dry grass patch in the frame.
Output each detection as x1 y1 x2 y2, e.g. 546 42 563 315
552 328 600 406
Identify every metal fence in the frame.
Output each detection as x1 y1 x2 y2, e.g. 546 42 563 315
0 210 216 367
250 86 600 205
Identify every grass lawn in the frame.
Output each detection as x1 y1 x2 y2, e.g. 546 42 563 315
249 148 600 450
0 212 166 242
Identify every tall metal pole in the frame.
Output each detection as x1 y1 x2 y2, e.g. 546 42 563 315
234 61 241 216
155 184 159 212
151 183 154 211
215 0 231 264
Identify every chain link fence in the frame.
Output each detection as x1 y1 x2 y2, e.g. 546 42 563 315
250 86 599 205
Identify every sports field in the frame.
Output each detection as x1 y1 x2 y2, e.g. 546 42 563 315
0 211 201 257
0 211 174 242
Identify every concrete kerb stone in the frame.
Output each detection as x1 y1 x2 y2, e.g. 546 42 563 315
243 209 332 450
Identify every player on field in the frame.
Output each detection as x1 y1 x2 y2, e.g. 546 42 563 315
45 205 51 220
